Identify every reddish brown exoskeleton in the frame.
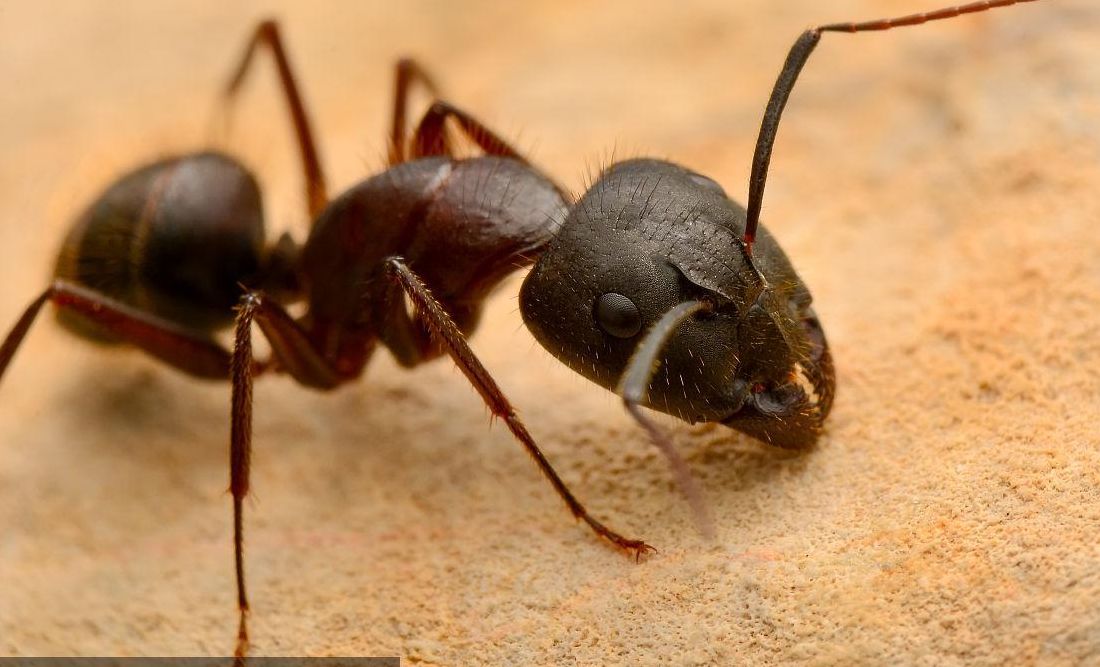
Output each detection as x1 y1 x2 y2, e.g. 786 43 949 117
0 0 1040 656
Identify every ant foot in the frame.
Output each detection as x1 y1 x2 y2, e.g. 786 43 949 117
579 514 657 562
619 537 658 563
234 610 250 661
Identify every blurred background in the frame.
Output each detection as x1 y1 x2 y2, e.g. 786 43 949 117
2 0 1099 663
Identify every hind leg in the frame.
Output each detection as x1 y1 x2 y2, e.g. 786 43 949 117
0 280 231 382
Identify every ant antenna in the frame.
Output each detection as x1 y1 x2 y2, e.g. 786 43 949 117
743 0 1040 254
618 299 716 541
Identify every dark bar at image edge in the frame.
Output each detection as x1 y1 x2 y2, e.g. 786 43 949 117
0 660 399 667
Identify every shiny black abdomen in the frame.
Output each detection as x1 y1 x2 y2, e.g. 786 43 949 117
54 152 266 338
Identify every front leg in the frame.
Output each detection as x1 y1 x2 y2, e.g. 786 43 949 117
384 256 654 560
377 280 480 368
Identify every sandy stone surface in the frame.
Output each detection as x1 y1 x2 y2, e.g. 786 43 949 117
2 1 1099 664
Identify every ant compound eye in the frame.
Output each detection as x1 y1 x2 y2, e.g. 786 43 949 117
594 292 642 338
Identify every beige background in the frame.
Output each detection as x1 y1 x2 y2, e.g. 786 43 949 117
2 0 1099 664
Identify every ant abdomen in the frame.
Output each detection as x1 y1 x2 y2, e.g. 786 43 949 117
54 151 268 338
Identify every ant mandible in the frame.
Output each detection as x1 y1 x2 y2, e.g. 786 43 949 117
0 0 1039 657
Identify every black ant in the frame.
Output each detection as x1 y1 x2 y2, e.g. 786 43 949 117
0 0 1040 656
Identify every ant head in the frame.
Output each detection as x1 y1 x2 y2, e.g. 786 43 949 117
520 158 833 447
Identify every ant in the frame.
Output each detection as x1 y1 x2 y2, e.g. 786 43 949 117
0 0 1040 657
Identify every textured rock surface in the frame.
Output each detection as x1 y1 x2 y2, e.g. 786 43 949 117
2 1 1098 664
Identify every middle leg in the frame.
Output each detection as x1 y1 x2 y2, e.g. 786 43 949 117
387 59 570 198
226 292 347 657
407 98 569 198
411 100 529 163
388 58 443 166
222 19 328 220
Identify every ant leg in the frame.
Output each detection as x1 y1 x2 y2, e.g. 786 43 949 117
227 291 346 657
389 58 442 166
384 256 655 560
0 284 345 656
0 280 230 383
411 101 569 197
617 301 715 541
411 100 528 162
232 292 342 390
380 294 477 368
223 19 328 219
743 0 1039 252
